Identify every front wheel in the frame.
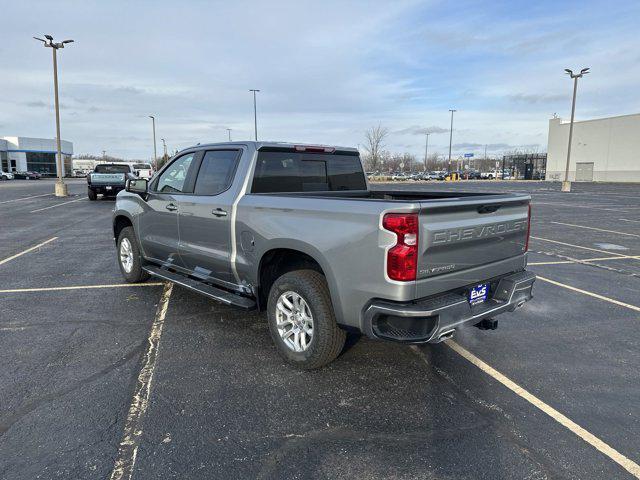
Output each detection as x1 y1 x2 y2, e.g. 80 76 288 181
267 270 346 370
88 187 97 201
117 226 150 283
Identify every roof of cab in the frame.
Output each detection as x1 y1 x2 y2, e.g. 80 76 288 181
177 141 359 155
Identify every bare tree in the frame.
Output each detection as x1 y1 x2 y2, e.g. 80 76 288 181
363 125 389 171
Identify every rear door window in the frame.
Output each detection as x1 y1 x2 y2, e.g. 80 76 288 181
193 150 239 195
252 151 366 193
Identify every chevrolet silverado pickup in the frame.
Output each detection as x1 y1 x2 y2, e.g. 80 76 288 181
88 163 137 200
112 142 535 369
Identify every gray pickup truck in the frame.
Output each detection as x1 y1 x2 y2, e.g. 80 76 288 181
88 163 137 200
113 142 535 368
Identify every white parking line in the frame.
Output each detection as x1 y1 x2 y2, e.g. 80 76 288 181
0 237 58 266
433 341 640 479
0 193 52 204
530 236 630 257
550 221 640 238
0 282 164 294
110 283 173 480
537 276 640 313
30 197 86 213
533 202 621 212
528 260 575 266
528 255 640 266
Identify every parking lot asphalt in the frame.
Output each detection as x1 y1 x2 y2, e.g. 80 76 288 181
1 178 639 479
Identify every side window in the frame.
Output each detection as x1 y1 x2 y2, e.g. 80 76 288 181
155 153 194 193
193 150 238 195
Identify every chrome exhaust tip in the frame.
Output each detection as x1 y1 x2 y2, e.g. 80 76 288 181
437 329 455 342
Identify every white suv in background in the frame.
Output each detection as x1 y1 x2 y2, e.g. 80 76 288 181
1 170 14 180
132 163 154 179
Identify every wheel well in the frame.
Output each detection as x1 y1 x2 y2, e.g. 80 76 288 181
257 248 324 311
113 216 133 243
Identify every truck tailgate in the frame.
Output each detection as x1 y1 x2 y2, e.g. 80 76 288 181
417 194 530 279
90 173 125 185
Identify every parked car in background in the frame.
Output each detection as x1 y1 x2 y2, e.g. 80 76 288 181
1 170 14 180
132 163 154 179
391 172 408 181
87 163 137 200
113 141 535 369
481 170 502 180
14 171 42 180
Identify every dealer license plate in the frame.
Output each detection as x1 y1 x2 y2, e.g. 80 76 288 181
469 283 489 305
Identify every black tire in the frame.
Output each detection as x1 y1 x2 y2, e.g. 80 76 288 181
87 187 97 201
116 226 150 283
267 269 346 370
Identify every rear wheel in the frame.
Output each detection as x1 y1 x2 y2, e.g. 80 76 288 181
267 270 346 369
87 187 97 201
117 226 150 283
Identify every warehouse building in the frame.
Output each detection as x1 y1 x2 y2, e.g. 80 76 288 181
0 136 74 176
546 113 640 183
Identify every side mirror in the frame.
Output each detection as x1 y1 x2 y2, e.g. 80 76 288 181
126 178 148 194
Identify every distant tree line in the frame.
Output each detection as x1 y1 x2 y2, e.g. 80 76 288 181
360 125 542 173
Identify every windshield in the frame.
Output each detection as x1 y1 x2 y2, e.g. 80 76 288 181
133 164 152 169
95 164 130 174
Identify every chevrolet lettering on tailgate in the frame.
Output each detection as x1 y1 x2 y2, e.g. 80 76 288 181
432 219 528 245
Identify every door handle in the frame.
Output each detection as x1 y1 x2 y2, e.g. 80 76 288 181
165 203 178 212
212 208 228 217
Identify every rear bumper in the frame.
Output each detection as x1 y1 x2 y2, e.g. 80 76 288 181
362 270 535 343
89 185 125 194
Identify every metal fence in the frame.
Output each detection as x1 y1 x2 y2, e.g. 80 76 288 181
502 153 547 180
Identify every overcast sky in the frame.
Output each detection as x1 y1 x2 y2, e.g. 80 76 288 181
1 0 639 160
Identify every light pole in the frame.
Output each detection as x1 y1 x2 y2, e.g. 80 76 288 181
424 132 430 171
34 35 73 197
249 89 260 141
448 109 456 171
161 138 167 163
561 67 589 192
149 116 158 170
226 128 232 141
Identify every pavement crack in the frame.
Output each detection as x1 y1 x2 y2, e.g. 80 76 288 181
0 341 146 437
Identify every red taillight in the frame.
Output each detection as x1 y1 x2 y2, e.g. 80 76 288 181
525 204 532 251
383 213 419 281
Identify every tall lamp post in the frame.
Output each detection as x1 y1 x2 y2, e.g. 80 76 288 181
448 109 456 171
424 132 430 171
226 128 232 141
34 35 74 197
249 89 260 141
161 138 168 164
149 116 158 170
561 67 589 192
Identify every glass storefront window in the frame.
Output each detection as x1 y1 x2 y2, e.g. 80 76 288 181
26 152 57 176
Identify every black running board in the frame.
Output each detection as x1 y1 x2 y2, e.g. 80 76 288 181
143 265 256 310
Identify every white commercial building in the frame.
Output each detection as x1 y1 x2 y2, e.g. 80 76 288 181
546 113 640 183
0 136 73 176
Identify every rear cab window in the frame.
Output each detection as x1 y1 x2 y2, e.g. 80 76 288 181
95 164 130 174
251 149 366 193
